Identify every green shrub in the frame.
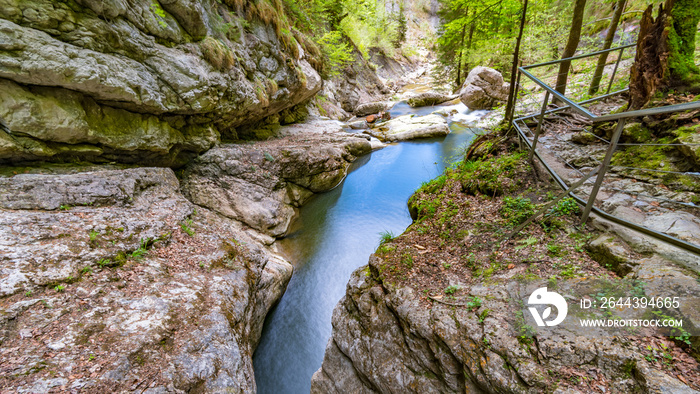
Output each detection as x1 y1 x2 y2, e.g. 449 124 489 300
458 152 529 196
378 230 395 246
500 196 536 226
548 197 580 217
317 30 354 77
445 285 460 295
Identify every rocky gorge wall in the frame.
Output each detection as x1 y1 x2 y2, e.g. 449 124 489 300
0 0 325 166
0 125 373 392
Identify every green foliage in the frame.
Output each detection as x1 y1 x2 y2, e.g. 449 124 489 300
130 239 150 261
515 236 537 250
668 0 700 84
478 308 489 323
465 295 482 309
378 230 395 246
317 30 354 77
376 244 396 255
500 196 535 226
444 285 460 295
54 284 65 292
458 152 528 196
401 252 414 269
546 242 563 256
97 258 112 268
180 219 195 237
150 2 168 28
547 197 580 217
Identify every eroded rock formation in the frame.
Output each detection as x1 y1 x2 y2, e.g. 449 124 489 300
0 0 322 165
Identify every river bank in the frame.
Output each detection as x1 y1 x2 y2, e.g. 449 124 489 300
311 131 700 393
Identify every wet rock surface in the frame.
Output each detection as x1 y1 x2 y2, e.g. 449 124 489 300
364 114 449 142
406 91 456 107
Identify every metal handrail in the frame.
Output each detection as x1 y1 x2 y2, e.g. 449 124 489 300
512 44 700 257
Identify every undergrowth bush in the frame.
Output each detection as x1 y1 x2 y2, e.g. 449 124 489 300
458 152 529 196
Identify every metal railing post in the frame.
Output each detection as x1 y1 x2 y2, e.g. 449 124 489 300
581 118 627 223
606 47 626 95
529 91 550 161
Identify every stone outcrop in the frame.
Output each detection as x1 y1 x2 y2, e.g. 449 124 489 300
673 124 700 167
0 165 293 392
182 123 372 237
312 249 699 393
0 0 323 165
354 102 393 117
459 66 510 110
406 92 456 107
0 120 376 391
365 114 449 142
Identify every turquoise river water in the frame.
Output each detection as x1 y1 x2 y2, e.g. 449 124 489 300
253 102 488 393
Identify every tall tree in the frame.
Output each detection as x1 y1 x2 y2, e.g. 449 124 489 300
628 0 700 109
504 0 528 124
588 0 626 95
667 0 700 84
554 0 587 99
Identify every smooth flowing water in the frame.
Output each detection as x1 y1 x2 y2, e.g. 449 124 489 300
253 103 487 394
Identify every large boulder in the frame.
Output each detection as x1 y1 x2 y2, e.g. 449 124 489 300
355 101 393 117
0 1 323 165
459 66 510 110
406 92 457 107
364 114 449 142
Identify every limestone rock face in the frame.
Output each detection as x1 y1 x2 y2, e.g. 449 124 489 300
0 0 322 165
0 165 293 392
459 66 510 110
406 92 456 107
182 125 372 236
311 254 699 393
365 114 449 142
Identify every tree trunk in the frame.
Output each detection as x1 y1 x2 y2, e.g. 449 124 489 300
629 0 700 109
455 6 469 89
588 0 626 95
668 0 700 85
463 17 475 81
455 24 466 88
628 3 671 109
554 0 587 100
505 0 529 125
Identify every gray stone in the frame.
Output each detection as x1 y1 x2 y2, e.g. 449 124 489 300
355 101 392 116
0 1 322 165
459 66 510 110
406 92 456 107
0 164 294 392
365 114 449 142
182 128 371 236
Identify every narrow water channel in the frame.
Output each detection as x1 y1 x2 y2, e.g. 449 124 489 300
253 103 488 394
